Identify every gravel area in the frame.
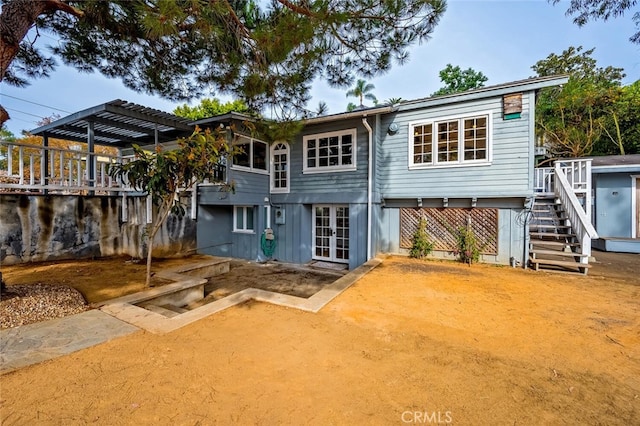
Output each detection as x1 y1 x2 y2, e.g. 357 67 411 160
0 284 88 329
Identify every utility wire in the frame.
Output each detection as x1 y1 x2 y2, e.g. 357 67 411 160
1 94 71 113
5 107 46 119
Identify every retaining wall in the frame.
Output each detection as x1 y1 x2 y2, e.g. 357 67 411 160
0 194 196 265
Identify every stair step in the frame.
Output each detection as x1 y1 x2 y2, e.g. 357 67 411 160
529 257 592 273
530 249 589 258
530 240 581 248
532 216 569 221
530 232 576 238
141 304 181 318
530 224 572 229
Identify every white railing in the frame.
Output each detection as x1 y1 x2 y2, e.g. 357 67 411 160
554 162 598 264
534 158 593 223
534 167 554 194
0 140 135 194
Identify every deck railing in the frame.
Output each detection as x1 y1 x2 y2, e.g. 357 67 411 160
0 140 228 196
534 158 592 222
0 140 136 194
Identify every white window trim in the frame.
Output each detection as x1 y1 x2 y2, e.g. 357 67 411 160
233 205 255 233
270 142 290 194
303 128 357 174
408 111 493 170
231 135 269 175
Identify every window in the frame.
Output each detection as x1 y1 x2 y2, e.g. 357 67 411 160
233 206 254 232
271 142 289 193
232 136 268 173
409 113 491 168
303 129 357 173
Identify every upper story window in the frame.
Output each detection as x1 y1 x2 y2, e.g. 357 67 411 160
232 135 268 173
270 142 290 193
303 129 357 173
409 113 491 169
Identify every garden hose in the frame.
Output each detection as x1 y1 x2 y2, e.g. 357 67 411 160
261 229 276 258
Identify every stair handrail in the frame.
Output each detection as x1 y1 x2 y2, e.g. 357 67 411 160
554 163 598 263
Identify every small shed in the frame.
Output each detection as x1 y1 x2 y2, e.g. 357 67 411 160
590 154 640 254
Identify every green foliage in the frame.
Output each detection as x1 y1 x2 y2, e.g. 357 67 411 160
596 80 640 155
432 64 488 96
409 218 434 259
385 97 404 106
452 225 482 265
0 126 16 142
173 98 249 121
2 0 446 118
346 79 378 107
550 0 640 44
532 46 634 157
108 127 238 286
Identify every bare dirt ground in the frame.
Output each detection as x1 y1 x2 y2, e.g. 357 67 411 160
1 251 639 424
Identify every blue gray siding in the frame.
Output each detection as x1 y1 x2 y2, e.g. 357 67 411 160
198 168 269 206
377 92 535 199
284 118 369 201
197 205 263 260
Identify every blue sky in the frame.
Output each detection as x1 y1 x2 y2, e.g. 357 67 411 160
2 0 639 136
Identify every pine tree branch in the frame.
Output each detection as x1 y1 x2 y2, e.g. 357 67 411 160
276 0 314 17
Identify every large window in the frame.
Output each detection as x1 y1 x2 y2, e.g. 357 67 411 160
232 136 268 173
303 129 357 173
409 113 491 168
233 206 254 233
270 142 289 193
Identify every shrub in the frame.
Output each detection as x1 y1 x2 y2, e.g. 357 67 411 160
410 218 434 259
453 225 481 265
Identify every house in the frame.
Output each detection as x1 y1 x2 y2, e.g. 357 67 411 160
5 76 595 272
589 154 640 254
193 75 571 270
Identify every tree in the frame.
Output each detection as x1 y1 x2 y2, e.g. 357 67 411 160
551 0 640 44
346 79 377 107
0 0 447 126
314 101 328 117
109 127 238 287
532 46 627 157
597 80 640 155
385 97 404 106
431 64 488 96
173 98 249 121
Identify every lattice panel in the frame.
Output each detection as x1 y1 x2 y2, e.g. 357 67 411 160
400 208 498 255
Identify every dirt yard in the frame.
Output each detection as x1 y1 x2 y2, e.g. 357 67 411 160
1 252 639 424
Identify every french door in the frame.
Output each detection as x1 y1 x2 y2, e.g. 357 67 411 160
313 205 349 263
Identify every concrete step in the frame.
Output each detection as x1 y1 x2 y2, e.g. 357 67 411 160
141 304 181 318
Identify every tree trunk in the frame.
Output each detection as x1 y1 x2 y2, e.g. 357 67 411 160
144 198 175 287
0 0 83 125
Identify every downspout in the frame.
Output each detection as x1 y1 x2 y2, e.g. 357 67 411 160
362 117 373 261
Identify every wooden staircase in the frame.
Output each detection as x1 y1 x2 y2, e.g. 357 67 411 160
529 195 591 274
